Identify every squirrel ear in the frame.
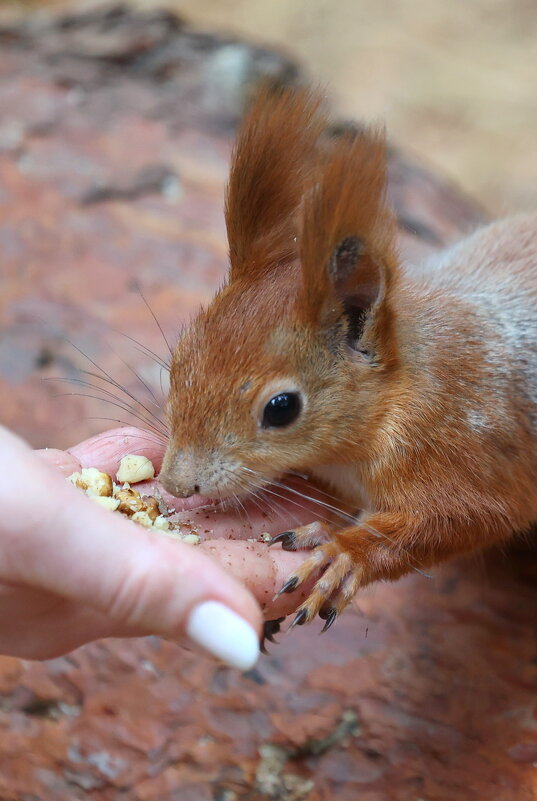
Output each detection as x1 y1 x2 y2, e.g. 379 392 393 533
328 235 385 347
298 129 397 357
329 235 383 306
225 86 326 283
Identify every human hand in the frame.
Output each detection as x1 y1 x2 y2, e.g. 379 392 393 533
0 425 318 670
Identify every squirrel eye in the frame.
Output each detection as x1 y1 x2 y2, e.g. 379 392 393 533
262 392 302 428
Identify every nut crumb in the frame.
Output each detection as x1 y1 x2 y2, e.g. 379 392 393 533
67 467 113 497
67 459 199 544
90 495 120 511
116 454 155 484
115 487 144 516
153 515 170 531
142 496 160 521
181 532 201 545
131 510 154 528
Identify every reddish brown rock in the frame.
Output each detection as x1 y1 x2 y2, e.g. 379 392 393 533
0 6 535 801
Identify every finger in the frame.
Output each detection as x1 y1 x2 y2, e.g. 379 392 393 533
68 426 166 475
200 539 313 618
0 539 311 661
0 588 129 660
35 448 81 476
0 426 262 670
35 426 165 478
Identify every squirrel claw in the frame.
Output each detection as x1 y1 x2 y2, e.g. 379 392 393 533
319 607 337 633
260 617 286 653
290 608 309 628
270 522 332 552
272 575 299 600
277 542 363 633
268 531 297 550
264 616 285 642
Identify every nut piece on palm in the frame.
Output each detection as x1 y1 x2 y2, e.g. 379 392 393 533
115 488 160 520
116 454 155 484
115 488 145 516
66 458 200 544
90 495 121 511
67 467 113 497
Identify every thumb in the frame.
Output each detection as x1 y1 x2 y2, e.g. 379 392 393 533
0 426 262 670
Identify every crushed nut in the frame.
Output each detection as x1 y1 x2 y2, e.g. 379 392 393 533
159 528 200 544
142 496 160 521
66 457 200 544
116 454 155 484
153 515 170 531
67 467 113 497
115 488 144 516
131 510 154 528
90 495 120 511
115 488 160 521
182 533 201 545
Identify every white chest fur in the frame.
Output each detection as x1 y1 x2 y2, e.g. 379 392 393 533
309 464 371 514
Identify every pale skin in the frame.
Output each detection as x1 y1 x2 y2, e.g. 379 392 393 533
0 424 318 661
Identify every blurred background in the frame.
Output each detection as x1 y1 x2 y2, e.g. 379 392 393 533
3 0 537 215
0 3 535 800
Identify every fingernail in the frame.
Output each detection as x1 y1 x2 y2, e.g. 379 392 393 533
186 601 259 671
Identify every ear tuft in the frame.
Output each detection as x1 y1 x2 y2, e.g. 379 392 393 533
225 85 326 282
298 128 398 361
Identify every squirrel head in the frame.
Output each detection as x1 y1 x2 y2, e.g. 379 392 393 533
160 87 399 500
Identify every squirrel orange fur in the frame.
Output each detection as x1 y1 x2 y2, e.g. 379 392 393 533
160 87 537 631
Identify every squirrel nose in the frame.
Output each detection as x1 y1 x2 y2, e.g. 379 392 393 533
159 474 200 499
178 484 200 498
159 448 204 498
159 444 207 498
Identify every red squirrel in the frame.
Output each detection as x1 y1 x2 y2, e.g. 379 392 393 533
159 87 537 633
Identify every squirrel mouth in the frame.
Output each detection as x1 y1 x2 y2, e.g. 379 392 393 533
156 471 341 520
169 493 223 511
154 472 357 531
160 473 305 512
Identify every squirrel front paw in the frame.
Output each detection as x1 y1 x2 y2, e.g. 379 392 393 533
269 515 414 632
270 525 365 632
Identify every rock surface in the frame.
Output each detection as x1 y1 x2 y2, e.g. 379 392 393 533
0 7 535 800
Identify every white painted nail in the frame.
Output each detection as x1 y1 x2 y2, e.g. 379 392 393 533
186 601 259 671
